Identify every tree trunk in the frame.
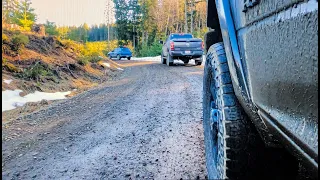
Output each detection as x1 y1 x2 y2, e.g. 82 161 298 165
185 0 188 33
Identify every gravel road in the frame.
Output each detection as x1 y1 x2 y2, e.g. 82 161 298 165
2 59 207 179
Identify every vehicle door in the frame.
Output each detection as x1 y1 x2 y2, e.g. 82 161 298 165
110 49 116 57
113 48 120 56
229 0 318 164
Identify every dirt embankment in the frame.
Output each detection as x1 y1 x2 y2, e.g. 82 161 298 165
2 30 124 123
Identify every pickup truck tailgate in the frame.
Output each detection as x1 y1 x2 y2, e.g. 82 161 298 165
172 38 203 51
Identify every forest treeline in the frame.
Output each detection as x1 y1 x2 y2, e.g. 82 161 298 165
2 0 207 57
112 0 207 55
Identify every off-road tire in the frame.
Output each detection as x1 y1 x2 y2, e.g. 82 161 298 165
127 57 131 60
203 42 261 179
161 53 166 64
167 53 173 66
184 60 189 65
203 42 299 179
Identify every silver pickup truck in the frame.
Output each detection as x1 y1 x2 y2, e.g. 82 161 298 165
160 33 204 66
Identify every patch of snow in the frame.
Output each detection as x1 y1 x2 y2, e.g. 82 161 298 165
131 56 161 62
102 63 111 67
3 79 13 84
117 68 124 71
2 89 71 112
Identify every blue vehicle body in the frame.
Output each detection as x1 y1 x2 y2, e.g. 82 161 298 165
108 47 132 60
205 0 318 177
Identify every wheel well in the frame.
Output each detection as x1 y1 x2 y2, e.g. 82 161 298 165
204 0 223 53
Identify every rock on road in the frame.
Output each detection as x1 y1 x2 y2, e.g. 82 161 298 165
2 59 207 179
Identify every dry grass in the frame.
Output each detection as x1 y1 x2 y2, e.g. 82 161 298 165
72 78 97 90
83 64 104 76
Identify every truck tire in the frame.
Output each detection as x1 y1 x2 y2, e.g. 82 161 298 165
203 42 261 179
166 53 173 66
195 58 202 65
203 42 298 179
161 53 166 64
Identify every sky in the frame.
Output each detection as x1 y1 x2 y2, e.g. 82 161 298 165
31 0 115 27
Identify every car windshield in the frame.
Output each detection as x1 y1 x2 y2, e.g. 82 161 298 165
170 34 193 39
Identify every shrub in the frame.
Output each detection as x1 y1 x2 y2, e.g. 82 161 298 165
60 39 84 55
19 63 53 80
11 34 29 52
137 42 162 57
89 54 103 63
82 42 106 57
2 33 9 43
3 62 21 73
2 58 7 65
83 40 129 57
77 54 102 65
62 39 77 49
13 30 22 35
78 56 90 65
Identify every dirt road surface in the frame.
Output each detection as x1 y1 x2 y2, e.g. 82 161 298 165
2 59 207 179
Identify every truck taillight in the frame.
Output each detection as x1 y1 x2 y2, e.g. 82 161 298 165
201 42 204 49
170 42 174 50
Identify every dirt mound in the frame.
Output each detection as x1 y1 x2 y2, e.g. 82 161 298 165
2 30 126 124
2 30 124 106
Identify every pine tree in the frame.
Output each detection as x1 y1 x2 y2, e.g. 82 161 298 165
12 0 37 31
113 0 130 45
44 20 59 36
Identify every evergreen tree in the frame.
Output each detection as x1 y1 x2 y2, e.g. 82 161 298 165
13 0 37 31
113 0 130 45
44 20 59 36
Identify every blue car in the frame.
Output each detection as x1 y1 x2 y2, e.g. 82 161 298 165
107 47 132 60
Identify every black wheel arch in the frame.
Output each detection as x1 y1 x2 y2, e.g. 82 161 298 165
205 0 223 54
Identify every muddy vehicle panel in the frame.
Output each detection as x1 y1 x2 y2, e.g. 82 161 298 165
203 0 318 179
